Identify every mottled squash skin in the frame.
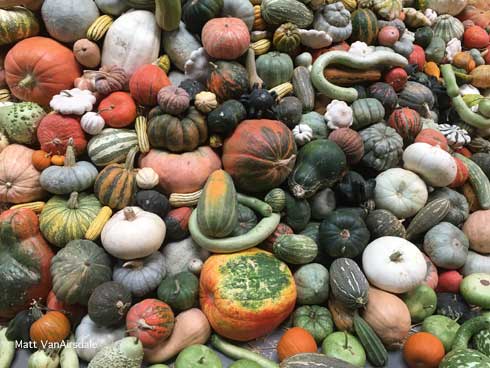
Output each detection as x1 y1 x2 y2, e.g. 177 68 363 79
199 248 296 341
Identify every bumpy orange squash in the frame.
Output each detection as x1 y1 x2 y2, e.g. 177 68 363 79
200 248 296 341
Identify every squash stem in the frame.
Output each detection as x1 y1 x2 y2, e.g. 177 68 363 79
123 207 137 221
122 260 144 269
67 192 80 209
18 74 36 89
343 331 349 349
389 251 403 262
174 280 181 295
64 138 76 167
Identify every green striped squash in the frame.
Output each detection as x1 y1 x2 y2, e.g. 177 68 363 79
350 9 379 45
87 128 138 167
0 7 39 46
196 169 238 238
273 234 318 264
439 349 490 368
260 0 313 28
353 312 388 367
39 192 101 247
329 258 369 309
351 98 385 130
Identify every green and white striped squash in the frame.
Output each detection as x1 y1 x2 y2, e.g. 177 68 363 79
0 7 40 46
474 329 490 357
351 98 385 130
273 234 318 265
260 0 314 29
87 128 138 167
329 258 369 309
439 349 490 368
350 8 379 45
432 14 464 44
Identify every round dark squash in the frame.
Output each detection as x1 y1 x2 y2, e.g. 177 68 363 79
276 96 303 128
88 281 132 327
135 190 170 218
6 309 36 344
164 207 192 241
222 119 297 193
157 271 199 311
182 0 224 35
232 204 258 236
284 191 311 233
207 61 249 102
207 99 246 136
179 79 206 100
368 82 398 113
436 292 480 323
334 171 376 208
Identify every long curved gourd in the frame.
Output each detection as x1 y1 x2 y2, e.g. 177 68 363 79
311 51 408 102
441 64 490 129
189 194 280 253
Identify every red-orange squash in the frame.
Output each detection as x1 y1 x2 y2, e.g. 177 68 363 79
200 248 296 341
415 129 449 151
4 37 81 106
37 114 87 155
99 91 137 128
46 290 86 325
277 327 317 362
30 307 71 347
408 45 426 71
222 119 297 193
129 64 171 106
463 25 489 48
202 18 250 60
449 157 469 188
422 254 438 290
0 144 45 204
388 107 422 142
0 208 53 320
139 146 222 195
207 61 249 102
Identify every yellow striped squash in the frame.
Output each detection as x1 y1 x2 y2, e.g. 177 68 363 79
10 201 45 213
251 39 271 56
269 82 293 100
86 15 113 41
135 116 150 153
85 206 113 241
169 190 202 207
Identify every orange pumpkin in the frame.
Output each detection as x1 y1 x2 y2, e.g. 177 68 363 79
4 37 81 106
202 18 250 60
403 332 445 368
30 304 71 347
415 129 449 151
277 327 317 362
200 248 296 341
32 150 52 171
129 64 171 106
37 114 87 155
99 92 137 128
449 157 469 188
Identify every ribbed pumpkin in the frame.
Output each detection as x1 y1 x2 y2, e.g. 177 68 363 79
94 147 138 210
4 37 81 106
196 169 238 238
207 61 249 102
432 14 464 43
37 114 87 155
200 248 296 341
273 22 301 54
222 119 297 193
147 107 208 153
368 82 398 112
129 64 171 106
350 9 379 45
0 7 39 46
39 192 101 247
256 51 294 89
388 107 422 143
202 17 250 60
328 128 364 165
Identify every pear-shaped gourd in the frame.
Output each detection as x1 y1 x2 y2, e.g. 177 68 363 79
88 336 143 368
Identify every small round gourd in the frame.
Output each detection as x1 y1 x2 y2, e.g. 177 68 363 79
157 86 190 115
73 38 101 68
292 305 333 343
264 188 286 212
292 124 313 146
81 112 105 135
194 91 218 113
328 128 364 165
294 263 329 305
135 190 170 219
136 167 159 189
157 271 199 311
88 281 132 327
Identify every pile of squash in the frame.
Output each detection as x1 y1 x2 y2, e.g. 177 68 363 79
1 0 490 367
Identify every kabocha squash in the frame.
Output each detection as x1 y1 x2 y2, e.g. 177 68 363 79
51 239 112 305
0 208 53 320
200 248 296 341
182 0 224 35
256 52 294 89
157 271 199 311
40 192 101 247
351 98 385 130
87 128 138 167
207 100 246 136
284 191 311 232
361 123 403 171
350 9 379 45
293 306 333 343
207 61 249 102
424 222 469 269
94 147 138 210
88 281 132 327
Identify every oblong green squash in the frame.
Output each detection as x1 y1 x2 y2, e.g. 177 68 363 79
329 258 369 309
260 0 313 28
87 128 138 166
196 169 238 238
273 234 318 265
350 9 379 45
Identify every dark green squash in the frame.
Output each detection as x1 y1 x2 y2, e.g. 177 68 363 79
329 258 369 309
398 81 435 118
292 66 315 113
471 153 490 179
207 61 249 102
300 222 320 244
157 271 199 311
275 96 303 128
6 309 36 343
293 305 334 343
319 211 370 258
368 82 398 113
164 207 192 241
135 190 170 219
350 8 379 45
353 312 388 367
179 79 206 100
365 209 406 239
334 171 376 208
284 191 311 232
88 281 132 327
182 0 224 34
288 139 347 199
414 26 433 48
273 234 318 264
207 99 246 136
436 293 480 323
232 204 258 236
256 51 294 89
336 207 369 220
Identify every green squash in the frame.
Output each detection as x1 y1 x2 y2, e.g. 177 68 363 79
273 234 318 265
87 128 138 166
425 36 446 63
260 0 313 28
88 281 132 327
414 26 433 48
350 8 379 45
365 209 406 239
0 7 39 46
439 349 490 368
51 239 112 305
428 188 469 226
264 188 286 213
402 284 437 323
40 192 101 247
232 204 258 236
207 61 249 102
300 222 320 245
319 211 370 258
460 273 490 309
423 222 469 270
175 344 222 368
293 305 334 343
157 271 199 311
288 139 347 199
322 332 366 367
256 51 294 89
360 123 403 171
207 100 246 136
397 81 435 117
422 315 460 352
432 14 464 44
351 98 385 130
88 336 144 368
294 263 329 305
280 354 360 368
473 329 490 357
300 112 329 139
329 258 369 309
229 360 261 368
6 309 36 344
0 102 45 145
436 293 479 323
276 96 303 128
284 191 311 232
182 0 224 34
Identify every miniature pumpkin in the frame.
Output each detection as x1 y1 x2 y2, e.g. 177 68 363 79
32 150 52 171
29 305 71 347
99 92 137 128
378 25 399 46
37 114 87 155
202 17 250 60
292 124 313 146
403 332 445 368
361 123 403 171
50 88 96 116
136 167 159 189
277 327 317 362
194 91 218 113
157 86 190 115
463 25 489 49
129 64 171 106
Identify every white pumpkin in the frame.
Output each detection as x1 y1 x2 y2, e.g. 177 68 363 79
375 168 428 219
42 0 100 43
325 100 353 130
50 89 96 116
403 142 457 187
75 315 125 362
81 112 105 135
102 10 161 77
136 167 159 189
362 236 427 294
95 0 129 16
101 206 166 260
292 124 313 146
298 29 332 49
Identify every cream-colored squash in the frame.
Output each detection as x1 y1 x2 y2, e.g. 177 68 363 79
102 10 161 77
423 0 468 16
162 22 201 72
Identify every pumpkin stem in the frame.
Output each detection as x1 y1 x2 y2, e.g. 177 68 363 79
60 90 73 98
208 61 218 70
389 251 403 262
124 147 138 171
122 260 144 269
18 74 36 89
137 318 154 330
67 192 80 210
339 229 350 240
174 280 181 295
123 207 137 221
30 300 44 320
97 106 114 114
64 138 76 167
291 184 306 199
482 49 488 57
343 331 349 349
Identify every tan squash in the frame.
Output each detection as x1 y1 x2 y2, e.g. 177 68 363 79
327 295 355 332
361 287 411 349
463 210 490 254
144 308 211 363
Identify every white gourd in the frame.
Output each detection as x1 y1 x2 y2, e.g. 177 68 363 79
292 124 314 146
81 112 106 135
136 167 160 189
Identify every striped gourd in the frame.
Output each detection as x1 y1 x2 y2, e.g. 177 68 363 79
264 188 286 212
353 312 388 367
0 89 10 102
85 206 113 241
0 7 39 46
273 234 318 264
86 15 113 41
351 98 385 130
135 116 150 153
87 128 138 166
94 147 138 210
270 82 293 100
196 170 238 238
39 192 101 247
388 107 422 142
292 66 315 113
253 5 266 30
260 0 314 28
406 198 450 240
329 258 369 309
455 153 490 210
350 8 379 45
169 190 202 207
10 201 45 213
251 39 271 56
